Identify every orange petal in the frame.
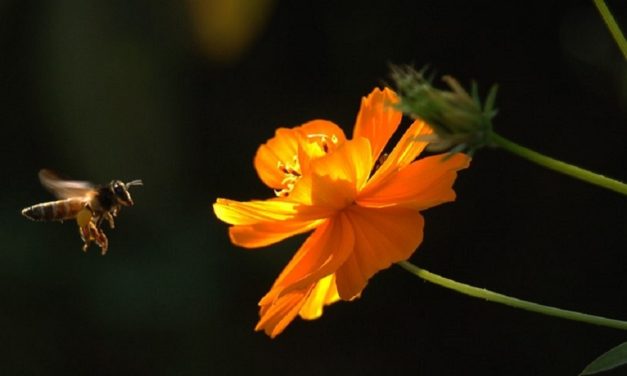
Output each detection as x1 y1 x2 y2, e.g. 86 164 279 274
255 274 340 338
363 119 433 193
259 213 353 310
352 87 402 162
256 215 353 337
335 206 425 299
357 153 470 210
308 174 357 211
299 274 340 320
213 198 300 225
214 198 329 248
256 287 311 338
289 138 372 209
254 120 346 190
296 120 347 145
296 120 347 176
228 220 324 248
310 138 372 184
255 128 301 189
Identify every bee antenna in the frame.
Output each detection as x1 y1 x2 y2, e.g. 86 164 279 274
126 179 143 187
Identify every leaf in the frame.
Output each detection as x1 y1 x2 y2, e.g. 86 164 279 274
581 342 627 375
483 84 499 116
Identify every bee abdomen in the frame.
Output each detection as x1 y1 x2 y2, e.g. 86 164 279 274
21 199 85 221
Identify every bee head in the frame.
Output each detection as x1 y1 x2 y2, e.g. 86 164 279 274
110 179 143 206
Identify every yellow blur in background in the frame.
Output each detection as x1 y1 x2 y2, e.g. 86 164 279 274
187 0 276 62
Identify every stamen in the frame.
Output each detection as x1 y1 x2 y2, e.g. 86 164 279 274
273 133 339 197
275 156 302 197
306 133 328 140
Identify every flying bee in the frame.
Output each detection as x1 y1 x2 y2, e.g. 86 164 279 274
21 169 143 255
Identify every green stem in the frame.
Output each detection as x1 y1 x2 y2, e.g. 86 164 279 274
398 261 627 331
593 0 627 60
489 132 627 195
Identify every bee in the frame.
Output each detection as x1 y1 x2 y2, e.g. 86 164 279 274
21 169 143 255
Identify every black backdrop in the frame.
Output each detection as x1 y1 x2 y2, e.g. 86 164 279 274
1 1 626 374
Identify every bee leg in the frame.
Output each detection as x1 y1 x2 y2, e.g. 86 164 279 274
79 225 92 252
80 220 109 255
91 224 109 255
94 214 104 228
77 208 94 252
104 212 116 229
97 231 109 255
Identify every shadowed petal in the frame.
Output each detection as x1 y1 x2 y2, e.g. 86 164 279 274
352 87 402 162
335 206 424 299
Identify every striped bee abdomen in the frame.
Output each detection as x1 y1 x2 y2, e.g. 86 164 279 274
21 198 86 222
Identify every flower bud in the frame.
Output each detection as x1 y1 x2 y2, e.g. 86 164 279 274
390 66 498 154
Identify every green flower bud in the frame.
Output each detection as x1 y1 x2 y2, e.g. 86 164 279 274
390 66 498 155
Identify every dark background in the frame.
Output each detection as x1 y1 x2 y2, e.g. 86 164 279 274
1 0 626 374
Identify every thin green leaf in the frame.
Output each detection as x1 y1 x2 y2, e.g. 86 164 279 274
484 84 499 115
470 81 480 107
581 342 627 375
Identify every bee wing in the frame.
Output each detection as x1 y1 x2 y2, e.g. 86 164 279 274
38 169 95 199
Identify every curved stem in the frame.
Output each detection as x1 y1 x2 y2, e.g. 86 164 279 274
593 0 627 60
398 261 627 331
489 132 627 195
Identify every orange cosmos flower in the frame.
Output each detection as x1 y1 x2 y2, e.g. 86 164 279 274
213 87 470 337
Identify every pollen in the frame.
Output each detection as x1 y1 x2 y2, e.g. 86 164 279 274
76 207 93 228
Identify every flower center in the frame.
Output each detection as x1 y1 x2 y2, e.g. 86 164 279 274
273 132 340 197
275 155 301 197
